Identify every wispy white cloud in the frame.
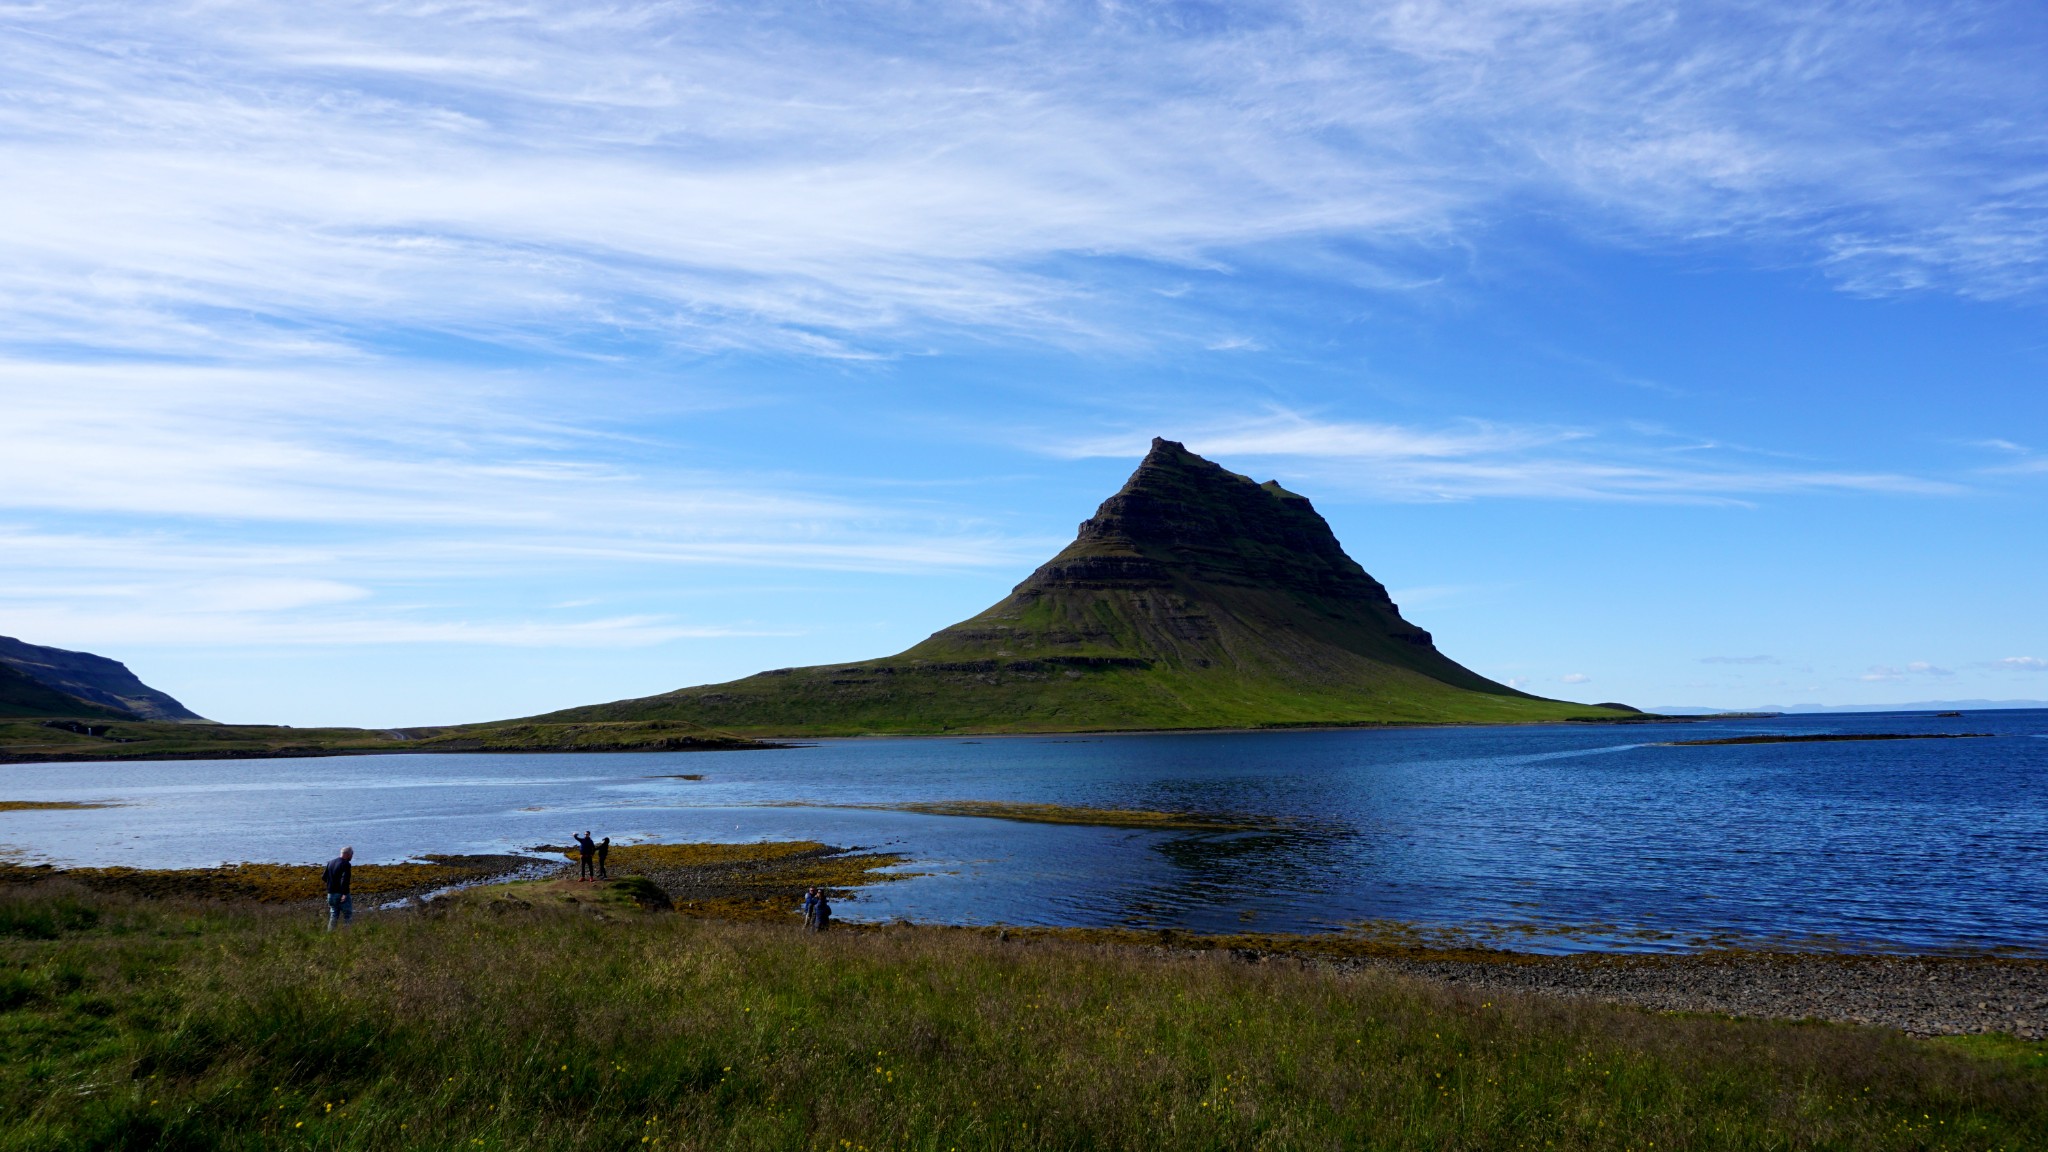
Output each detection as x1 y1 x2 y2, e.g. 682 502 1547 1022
0 358 1028 552
1859 661 1955 681
1052 411 1958 503
0 0 2039 683
0 602 788 649
1560 672 1591 684
1991 656 2048 671
1964 438 2047 476
0 0 2042 366
0 355 1041 649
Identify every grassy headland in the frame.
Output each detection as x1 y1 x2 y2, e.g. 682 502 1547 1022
0 883 2042 1151
0 718 781 765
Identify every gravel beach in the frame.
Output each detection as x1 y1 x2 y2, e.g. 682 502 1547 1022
1335 952 2048 1038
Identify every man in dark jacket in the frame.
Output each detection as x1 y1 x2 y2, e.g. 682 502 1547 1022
573 832 595 881
596 837 610 880
323 846 354 930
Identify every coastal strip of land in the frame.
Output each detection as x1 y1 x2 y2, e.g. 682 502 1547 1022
1 841 2040 1040
758 799 1291 833
1663 732 1995 746
0 718 784 764
528 839 913 919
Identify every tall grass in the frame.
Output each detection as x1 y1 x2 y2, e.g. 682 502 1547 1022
0 884 2040 1151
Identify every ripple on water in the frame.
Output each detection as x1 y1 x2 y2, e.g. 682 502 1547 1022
0 711 2042 953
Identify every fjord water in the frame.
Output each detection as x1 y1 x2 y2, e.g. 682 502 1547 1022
5 711 2044 954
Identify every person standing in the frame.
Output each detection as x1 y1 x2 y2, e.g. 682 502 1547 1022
813 891 832 933
596 836 611 880
323 846 354 930
801 886 818 930
572 832 595 881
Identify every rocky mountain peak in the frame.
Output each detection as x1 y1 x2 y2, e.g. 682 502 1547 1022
1024 438 1393 603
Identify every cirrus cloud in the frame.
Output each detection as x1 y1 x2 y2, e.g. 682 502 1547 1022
1 0 2044 367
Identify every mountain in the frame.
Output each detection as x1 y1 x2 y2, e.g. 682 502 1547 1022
0 662 127 720
537 439 1622 735
0 636 206 721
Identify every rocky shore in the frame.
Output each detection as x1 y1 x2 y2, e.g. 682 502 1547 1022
1333 951 2048 1039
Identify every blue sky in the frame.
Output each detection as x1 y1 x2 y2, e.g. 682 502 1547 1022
2 0 2045 725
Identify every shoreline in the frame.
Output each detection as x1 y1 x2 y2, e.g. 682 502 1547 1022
21 701 2030 764
895 925 2048 1039
5 850 2042 1040
1319 948 2047 1040
0 710 1753 765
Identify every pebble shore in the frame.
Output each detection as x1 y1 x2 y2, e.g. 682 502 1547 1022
1336 952 2048 1038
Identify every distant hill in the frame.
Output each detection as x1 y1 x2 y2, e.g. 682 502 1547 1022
537 438 1624 735
1652 700 2048 715
0 636 205 721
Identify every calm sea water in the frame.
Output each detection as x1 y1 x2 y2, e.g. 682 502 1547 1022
4 710 2043 954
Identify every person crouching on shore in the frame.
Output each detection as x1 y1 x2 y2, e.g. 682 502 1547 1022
323 846 353 930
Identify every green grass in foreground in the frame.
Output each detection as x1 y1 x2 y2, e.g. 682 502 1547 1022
1 886 2042 1152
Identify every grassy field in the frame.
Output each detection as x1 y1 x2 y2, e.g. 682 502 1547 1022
1 883 2042 1151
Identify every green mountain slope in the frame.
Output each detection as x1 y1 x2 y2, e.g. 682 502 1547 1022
536 439 1624 735
0 663 128 720
0 636 205 721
